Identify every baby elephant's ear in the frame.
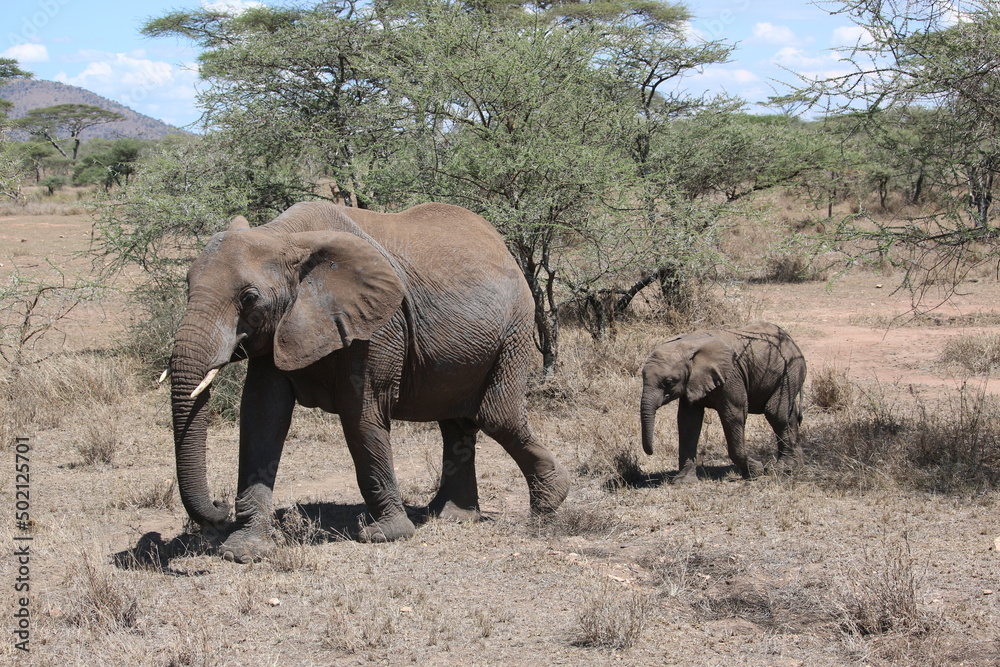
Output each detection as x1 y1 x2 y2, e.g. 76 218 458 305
686 338 733 403
274 231 404 371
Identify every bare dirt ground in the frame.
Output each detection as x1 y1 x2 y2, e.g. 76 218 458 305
1 213 998 666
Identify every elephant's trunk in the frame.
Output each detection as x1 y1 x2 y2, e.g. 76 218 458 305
640 384 664 456
170 312 237 527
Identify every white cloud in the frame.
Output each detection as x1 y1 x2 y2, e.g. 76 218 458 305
751 22 798 45
53 51 200 126
1 43 49 64
688 66 762 85
201 0 264 14
771 47 838 70
831 25 873 46
682 21 707 43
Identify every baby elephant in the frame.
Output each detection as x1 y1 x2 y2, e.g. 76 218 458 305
640 323 806 483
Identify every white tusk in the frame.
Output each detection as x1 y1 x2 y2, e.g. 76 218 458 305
158 367 171 384
190 368 220 398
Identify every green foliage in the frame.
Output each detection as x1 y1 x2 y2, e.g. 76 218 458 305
107 0 741 373
73 138 144 189
14 104 124 160
0 58 31 199
787 0 1000 293
39 175 67 195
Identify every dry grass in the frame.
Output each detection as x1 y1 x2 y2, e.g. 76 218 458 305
806 381 1000 493
810 364 855 411
65 552 142 631
939 333 1000 375
573 580 651 650
834 534 929 638
113 479 176 510
4 208 1000 665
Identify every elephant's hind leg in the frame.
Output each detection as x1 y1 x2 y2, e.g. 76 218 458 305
428 419 481 522
765 407 803 471
482 418 569 514
476 337 569 514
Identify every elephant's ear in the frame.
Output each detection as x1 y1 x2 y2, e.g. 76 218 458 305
686 338 733 403
274 231 404 371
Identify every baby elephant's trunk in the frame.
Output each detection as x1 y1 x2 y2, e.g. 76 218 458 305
640 384 664 455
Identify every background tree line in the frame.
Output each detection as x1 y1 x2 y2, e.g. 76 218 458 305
4 0 991 374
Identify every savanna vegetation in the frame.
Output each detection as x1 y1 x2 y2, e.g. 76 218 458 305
1 0 998 664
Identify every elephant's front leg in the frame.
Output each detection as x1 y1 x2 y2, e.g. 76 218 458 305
341 417 415 543
719 404 764 479
428 419 480 522
222 357 295 563
674 402 704 484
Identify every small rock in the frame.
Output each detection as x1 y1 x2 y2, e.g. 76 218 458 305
267 598 281 607
875 284 883 288
984 590 995 596
400 606 413 613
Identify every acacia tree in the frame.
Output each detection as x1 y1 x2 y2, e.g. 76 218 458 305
15 104 123 160
0 59 32 200
115 0 734 372
787 0 1000 287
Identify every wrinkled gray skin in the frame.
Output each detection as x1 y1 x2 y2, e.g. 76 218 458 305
170 201 569 562
640 323 806 483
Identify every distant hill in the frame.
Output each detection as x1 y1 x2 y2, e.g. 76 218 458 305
0 79 184 141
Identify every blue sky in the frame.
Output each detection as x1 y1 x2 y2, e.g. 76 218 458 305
2 0 866 129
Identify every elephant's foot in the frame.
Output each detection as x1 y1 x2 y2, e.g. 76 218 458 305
220 521 277 563
358 513 415 543
672 461 698 485
775 449 804 473
671 470 698 485
427 483 480 522
528 461 570 515
430 499 481 523
739 458 766 479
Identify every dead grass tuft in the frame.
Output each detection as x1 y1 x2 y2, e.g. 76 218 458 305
807 381 1000 492
114 479 176 510
939 333 1000 375
267 506 333 571
577 442 647 489
531 502 629 537
834 534 929 638
323 579 401 653
573 580 651 650
810 364 854 411
78 404 129 465
66 553 141 631
762 252 826 283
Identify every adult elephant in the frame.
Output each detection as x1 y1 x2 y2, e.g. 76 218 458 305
168 201 569 562
640 323 806 483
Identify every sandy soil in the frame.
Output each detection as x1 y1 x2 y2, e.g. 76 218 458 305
1 212 998 666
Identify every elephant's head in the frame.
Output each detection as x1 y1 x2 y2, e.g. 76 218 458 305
640 335 733 455
169 214 405 526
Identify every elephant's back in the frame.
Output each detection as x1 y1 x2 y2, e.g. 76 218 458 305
352 204 530 313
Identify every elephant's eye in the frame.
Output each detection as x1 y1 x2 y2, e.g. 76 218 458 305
239 290 259 308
